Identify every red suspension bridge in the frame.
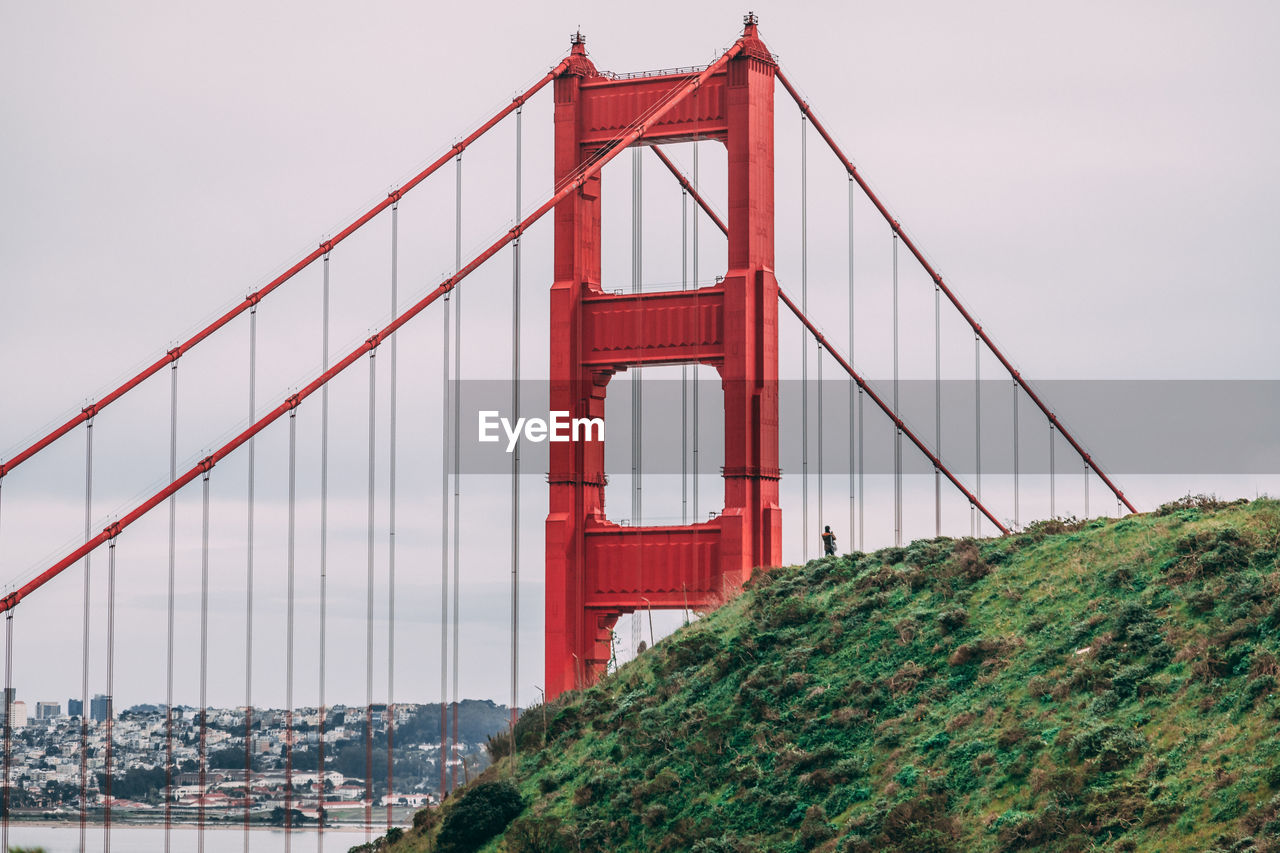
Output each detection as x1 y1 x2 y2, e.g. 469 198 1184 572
0 14 1134 851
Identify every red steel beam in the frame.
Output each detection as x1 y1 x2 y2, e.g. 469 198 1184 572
0 57 571 482
774 68 1135 515
777 287 1009 535
0 42 746 615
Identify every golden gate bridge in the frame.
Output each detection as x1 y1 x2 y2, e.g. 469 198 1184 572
0 14 1137 852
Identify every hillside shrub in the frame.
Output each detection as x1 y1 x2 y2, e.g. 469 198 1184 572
437 780 525 853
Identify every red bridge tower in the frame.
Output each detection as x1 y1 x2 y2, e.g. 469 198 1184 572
546 20 782 698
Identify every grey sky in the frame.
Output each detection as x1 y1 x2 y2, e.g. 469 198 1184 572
2 2 1278 711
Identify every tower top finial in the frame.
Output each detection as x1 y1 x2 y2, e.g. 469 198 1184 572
570 29 586 46
743 11 759 32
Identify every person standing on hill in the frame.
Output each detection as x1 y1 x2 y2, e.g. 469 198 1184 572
821 525 837 556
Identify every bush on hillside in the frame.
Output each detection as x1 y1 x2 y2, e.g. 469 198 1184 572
437 780 525 853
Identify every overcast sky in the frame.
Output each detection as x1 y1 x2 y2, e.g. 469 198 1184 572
2 1 1278 712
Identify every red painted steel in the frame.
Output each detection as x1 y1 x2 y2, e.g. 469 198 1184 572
655 144 1010 535
774 68 1135 515
0 59 569 482
0 41 730 616
580 287 725 368
546 22 778 698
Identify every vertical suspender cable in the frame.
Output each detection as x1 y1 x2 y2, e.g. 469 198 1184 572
2 607 12 853
857 388 864 552
79 417 93 853
892 231 901 547
387 200 399 829
1049 424 1056 519
691 140 699 521
104 534 117 853
1084 459 1090 518
817 341 823 544
631 146 643 658
286 408 297 848
801 113 809 561
365 351 377 839
935 284 942 537
244 304 257 853
0 479 5 853
318 253 330 852
511 105 523 740
631 147 643 527
848 176 855 551
1013 381 1020 530
974 334 982 537
165 360 178 851
682 185 689 525
198 469 211 853
451 154 463 796
440 225 452 801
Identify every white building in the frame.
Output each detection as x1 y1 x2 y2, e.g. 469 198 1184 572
3 701 28 729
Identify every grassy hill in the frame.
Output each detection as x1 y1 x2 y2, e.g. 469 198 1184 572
383 497 1280 853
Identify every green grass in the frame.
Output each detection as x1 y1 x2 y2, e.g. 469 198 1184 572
388 497 1280 853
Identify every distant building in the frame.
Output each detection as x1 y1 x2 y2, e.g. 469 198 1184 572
3 701 27 729
68 698 83 717
90 694 111 722
35 701 60 720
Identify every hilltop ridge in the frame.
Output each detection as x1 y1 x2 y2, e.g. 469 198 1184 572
387 497 1280 853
